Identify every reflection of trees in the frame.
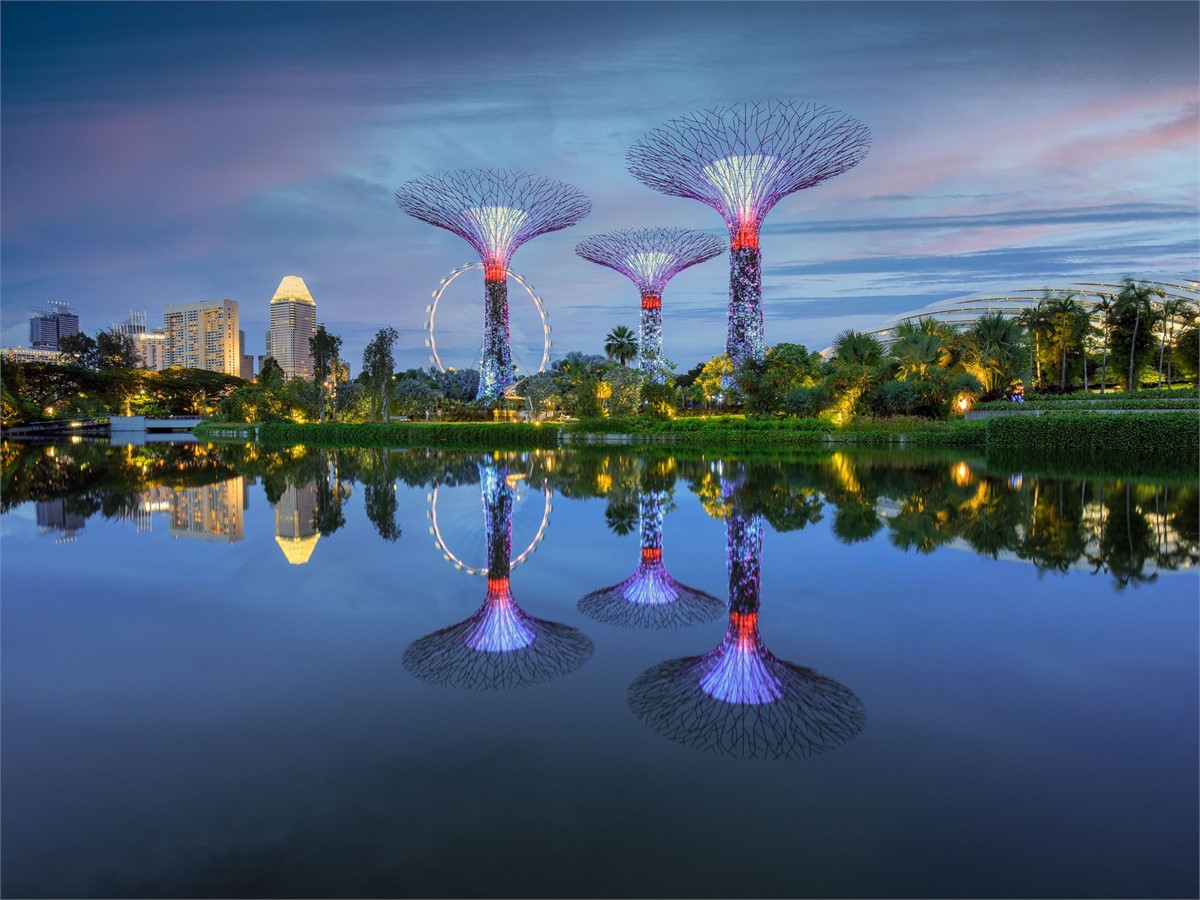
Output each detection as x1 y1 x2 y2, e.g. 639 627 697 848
404 459 593 690
629 479 865 760
579 490 723 629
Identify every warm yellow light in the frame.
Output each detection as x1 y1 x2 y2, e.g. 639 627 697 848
952 461 972 487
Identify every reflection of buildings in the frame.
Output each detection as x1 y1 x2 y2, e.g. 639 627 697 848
629 473 865 760
578 489 723 629
404 459 592 690
274 481 320 565
116 486 174 534
36 499 86 543
169 478 245 543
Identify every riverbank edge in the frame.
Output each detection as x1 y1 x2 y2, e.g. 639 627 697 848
195 412 1198 454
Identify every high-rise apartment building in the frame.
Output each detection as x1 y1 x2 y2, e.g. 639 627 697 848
268 276 317 380
163 298 240 374
29 301 79 350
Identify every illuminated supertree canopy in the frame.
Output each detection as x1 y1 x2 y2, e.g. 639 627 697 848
403 460 593 690
627 101 871 370
575 228 724 382
628 481 865 759
396 169 591 400
578 489 724 629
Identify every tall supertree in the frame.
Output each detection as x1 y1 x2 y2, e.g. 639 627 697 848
403 459 593 690
578 488 724 628
575 228 724 382
628 469 865 759
396 169 592 400
627 101 871 370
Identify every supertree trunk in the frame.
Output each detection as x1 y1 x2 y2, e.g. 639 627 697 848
478 274 514 401
482 459 514 585
639 293 666 383
727 245 764 369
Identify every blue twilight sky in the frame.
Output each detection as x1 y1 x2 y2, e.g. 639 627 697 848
2 1 1197 373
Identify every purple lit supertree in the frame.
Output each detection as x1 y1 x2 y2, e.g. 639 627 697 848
578 489 724 629
627 102 871 371
395 170 592 400
575 228 724 382
628 472 865 759
403 459 593 689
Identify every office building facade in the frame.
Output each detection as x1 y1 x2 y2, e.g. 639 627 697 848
29 301 79 350
268 276 317 380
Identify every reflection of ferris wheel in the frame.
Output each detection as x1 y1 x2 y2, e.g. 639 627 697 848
426 473 553 577
424 262 552 375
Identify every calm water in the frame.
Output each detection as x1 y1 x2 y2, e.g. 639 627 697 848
2 440 1197 899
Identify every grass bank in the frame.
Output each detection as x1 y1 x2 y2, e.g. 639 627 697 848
196 411 1197 473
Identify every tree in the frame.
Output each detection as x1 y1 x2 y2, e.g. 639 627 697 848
694 354 736 410
309 328 343 423
962 312 1025 395
1113 280 1163 391
1045 293 1085 391
96 329 143 370
1092 294 1116 392
361 327 399 421
58 332 99 370
1157 297 1196 388
828 330 886 419
603 325 638 366
1014 299 1053 386
258 356 285 387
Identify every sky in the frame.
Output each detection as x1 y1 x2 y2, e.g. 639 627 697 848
2 1 1197 374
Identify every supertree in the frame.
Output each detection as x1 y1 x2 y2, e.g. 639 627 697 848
395 169 592 400
403 459 593 689
578 488 724 628
575 228 724 382
627 101 871 371
628 470 865 759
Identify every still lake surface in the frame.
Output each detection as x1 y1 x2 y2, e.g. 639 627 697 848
2 439 1197 898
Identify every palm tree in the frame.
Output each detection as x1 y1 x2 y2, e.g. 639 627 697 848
1157 297 1196 388
603 325 638 366
1092 294 1116 393
832 329 885 368
1046 293 1083 391
962 312 1024 394
1015 300 1052 387
1114 280 1163 391
891 329 946 381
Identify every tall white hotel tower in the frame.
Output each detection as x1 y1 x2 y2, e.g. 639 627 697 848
268 275 317 380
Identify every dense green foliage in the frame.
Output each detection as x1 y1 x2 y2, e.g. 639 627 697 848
985 412 1199 462
2 361 245 425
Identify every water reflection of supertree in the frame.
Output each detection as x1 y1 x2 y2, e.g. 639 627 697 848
574 228 723 382
578 490 723 629
395 169 591 400
629 474 864 759
404 459 592 690
627 101 870 369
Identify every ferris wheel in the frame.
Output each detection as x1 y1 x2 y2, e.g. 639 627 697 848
423 262 552 377
425 467 553 577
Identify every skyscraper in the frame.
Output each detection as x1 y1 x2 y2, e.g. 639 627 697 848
29 301 79 350
268 275 317 380
116 311 166 370
163 298 240 374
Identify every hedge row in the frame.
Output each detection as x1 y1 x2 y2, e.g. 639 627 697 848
974 397 1197 411
984 412 1200 462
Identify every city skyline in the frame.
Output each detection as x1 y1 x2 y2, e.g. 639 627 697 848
2 2 1197 373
